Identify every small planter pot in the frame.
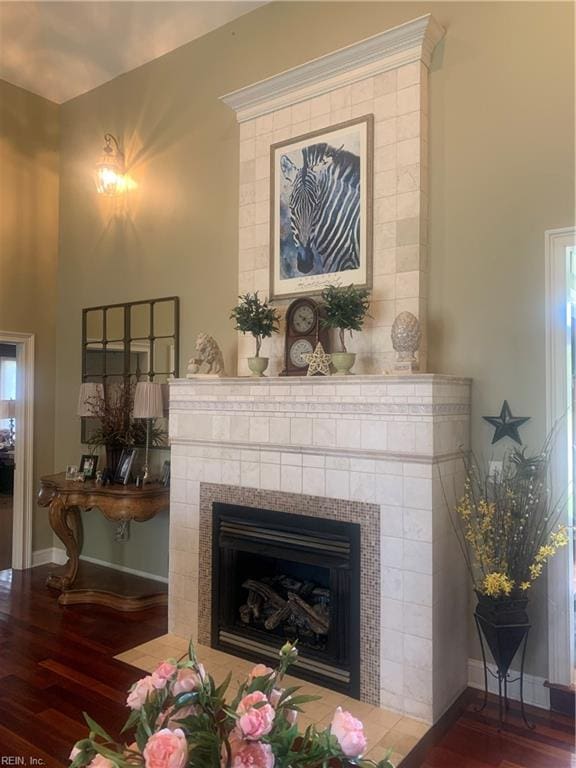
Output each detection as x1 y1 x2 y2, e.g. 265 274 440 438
247 356 269 377
331 351 356 375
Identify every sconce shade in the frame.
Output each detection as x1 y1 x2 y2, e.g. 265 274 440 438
77 383 104 417
95 133 125 195
0 400 15 419
133 382 164 419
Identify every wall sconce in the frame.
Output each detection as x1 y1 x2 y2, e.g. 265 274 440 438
95 133 125 195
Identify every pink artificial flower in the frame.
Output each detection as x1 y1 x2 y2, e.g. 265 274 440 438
87 757 116 768
231 741 275 768
331 707 367 758
248 664 273 684
152 661 177 690
269 688 297 725
236 691 275 740
222 730 275 768
172 667 202 696
127 675 156 710
69 746 81 761
143 727 188 768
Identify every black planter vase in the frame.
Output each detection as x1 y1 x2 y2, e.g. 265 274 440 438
105 445 123 475
475 590 529 626
474 590 533 728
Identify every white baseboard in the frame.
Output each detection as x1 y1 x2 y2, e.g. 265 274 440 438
79 554 169 584
32 547 67 567
32 548 168 584
468 658 550 710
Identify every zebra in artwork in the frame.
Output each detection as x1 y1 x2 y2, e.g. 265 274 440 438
281 142 361 275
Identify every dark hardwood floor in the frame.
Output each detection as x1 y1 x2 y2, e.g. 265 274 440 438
401 689 575 768
0 494 13 570
0 564 166 764
0 563 573 767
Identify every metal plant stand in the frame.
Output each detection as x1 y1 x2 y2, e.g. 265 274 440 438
474 612 534 730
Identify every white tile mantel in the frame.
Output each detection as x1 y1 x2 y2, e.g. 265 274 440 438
221 14 446 376
168 374 471 723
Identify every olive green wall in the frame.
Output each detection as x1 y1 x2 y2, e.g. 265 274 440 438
54 2 574 675
0 79 59 552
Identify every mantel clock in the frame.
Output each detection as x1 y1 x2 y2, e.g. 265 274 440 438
281 297 329 376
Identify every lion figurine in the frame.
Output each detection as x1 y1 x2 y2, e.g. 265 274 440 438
186 333 226 378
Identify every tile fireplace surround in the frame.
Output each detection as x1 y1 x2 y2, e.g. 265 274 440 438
168 374 471 723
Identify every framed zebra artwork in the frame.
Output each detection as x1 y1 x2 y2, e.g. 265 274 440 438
269 114 374 300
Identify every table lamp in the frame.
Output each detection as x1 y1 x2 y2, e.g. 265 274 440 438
0 399 15 446
133 381 164 483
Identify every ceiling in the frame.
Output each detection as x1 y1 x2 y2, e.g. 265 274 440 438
0 1 265 104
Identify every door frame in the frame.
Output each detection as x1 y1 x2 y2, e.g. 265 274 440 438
0 331 35 570
545 226 576 686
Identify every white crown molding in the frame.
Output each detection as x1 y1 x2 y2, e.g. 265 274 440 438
220 14 444 123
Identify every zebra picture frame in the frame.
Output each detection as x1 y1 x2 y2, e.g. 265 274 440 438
270 114 374 301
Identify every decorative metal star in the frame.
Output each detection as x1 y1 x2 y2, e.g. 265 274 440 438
303 342 332 376
483 400 530 445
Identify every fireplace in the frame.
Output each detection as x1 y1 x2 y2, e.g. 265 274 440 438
171 375 471 720
212 502 361 697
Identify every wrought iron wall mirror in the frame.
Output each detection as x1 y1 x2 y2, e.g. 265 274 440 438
81 297 180 446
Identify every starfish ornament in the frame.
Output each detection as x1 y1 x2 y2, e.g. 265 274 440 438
302 342 332 376
483 400 530 445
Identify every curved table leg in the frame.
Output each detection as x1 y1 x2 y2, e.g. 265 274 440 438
46 499 82 591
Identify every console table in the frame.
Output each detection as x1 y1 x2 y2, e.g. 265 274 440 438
38 473 169 612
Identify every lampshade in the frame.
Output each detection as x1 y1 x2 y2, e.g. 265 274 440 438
133 381 164 419
95 133 125 195
0 400 15 419
77 382 104 417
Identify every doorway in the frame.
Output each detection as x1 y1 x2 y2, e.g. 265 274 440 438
0 331 34 571
0 343 17 569
545 227 576 690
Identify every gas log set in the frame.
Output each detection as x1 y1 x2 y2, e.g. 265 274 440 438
239 574 331 648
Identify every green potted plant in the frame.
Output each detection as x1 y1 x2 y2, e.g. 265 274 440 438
230 292 280 377
321 284 370 375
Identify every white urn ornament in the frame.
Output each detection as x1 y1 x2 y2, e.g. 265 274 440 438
391 311 421 373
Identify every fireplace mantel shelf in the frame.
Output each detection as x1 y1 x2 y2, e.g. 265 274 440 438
169 375 471 465
174 374 470 386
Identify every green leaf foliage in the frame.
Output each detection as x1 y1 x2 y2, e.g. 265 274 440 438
320 284 371 352
230 292 280 356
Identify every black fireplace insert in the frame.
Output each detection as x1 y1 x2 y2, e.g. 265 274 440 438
212 502 360 697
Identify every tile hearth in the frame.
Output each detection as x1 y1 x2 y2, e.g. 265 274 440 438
168 375 471 724
117 634 429 766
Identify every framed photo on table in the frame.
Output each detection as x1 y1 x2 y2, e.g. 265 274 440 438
79 454 98 480
270 114 373 300
114 448 137 485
